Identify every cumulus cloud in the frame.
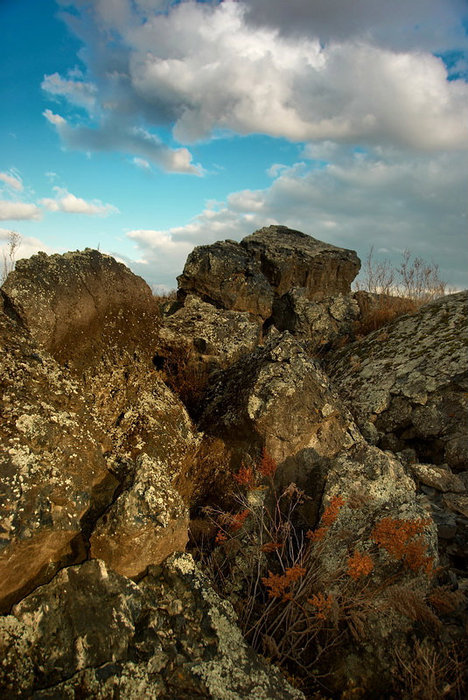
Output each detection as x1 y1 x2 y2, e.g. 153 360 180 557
42 109 202 174
0 171 23 192
52 0 468 150
0 201 41 221
39 187 119 216
126 147 468 290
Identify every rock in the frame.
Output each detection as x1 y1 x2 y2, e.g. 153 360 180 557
242 225 360 299
2 249 160 372
0 556 303 699
157 294 261 373
443 494 468 518
272 288 360 353
0 309 118 613
90 454 189 577
177 240 274 319
327 291 468 470
409 463 466 493
199 332 361 511
177 226 360 321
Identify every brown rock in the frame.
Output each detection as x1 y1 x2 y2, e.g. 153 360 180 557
0 309 117 612
409 463 466 493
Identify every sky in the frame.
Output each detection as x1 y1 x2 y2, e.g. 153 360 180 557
1 0 467 291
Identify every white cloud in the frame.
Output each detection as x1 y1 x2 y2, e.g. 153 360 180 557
0 171 23 192
42 72 98 110
132 157 151 170
126 147 468 290
39 187 119 216
0 201 41 221
42 109 203 174
53 1 468 150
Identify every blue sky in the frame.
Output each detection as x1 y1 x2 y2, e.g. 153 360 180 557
1 0 467 290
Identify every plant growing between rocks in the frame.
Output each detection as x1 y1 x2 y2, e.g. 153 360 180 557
191 451 467 698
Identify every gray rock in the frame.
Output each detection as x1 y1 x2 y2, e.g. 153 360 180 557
0 556 304 699
177 239 274 319
241 225 360 299
328 291 468 470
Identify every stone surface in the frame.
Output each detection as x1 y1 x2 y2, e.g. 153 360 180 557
272 288 360 354
241 225 360 299
177 239 274 319
409 463 466 493
90 454 189 577
2 249 160 372
177 226 360 321
199 332 361 508
0 309 117 613
0 556 304 699
157 294 261 373
328 291 468 470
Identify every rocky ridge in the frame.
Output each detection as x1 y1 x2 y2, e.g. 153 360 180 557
1 226 467 698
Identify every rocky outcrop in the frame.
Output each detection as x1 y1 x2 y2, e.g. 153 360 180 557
241 225 360 299
272 288 361 353
327 291 468 470
0 308 117 612
178 226 360 321
199 332 361 512
177 239 274 319
157 294 261 373
0 556 303 699
2 249 160 372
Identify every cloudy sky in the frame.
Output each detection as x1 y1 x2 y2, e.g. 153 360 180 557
1 0 467 290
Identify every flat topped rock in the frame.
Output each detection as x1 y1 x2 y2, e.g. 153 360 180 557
177 225 360 319
241 225 360 299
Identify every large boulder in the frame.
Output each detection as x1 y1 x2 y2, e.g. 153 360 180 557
177 240 274 319
199 333 361 512
241 225 360 299
0 556 304 699
2 249 160 372
157 294 261 374
177 226 360 321
0 308 117 612
327 291 468 470
272 288 361 354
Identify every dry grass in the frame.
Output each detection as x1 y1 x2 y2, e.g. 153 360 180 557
1 230 21 285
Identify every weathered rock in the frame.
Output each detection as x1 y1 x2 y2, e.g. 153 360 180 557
241 225 360 299
2 249 160 372
409 463 466 493
199 332 361 510
0 556 304 699
177 226 360 321
177 239 274 319
157 294 261 373
272 288 360 353
0 309 117 613
327 291 468 470
90 454 189 577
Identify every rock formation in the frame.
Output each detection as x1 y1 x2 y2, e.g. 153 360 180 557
1 226 466 699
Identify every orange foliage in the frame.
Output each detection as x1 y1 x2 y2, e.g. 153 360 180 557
347 550 374 580
229 509 251 532
234 465 256 488
307 593 334 620
321 496 346 526
215 530 227 544
372 517 433 574
259 449 278 478
262 565 306 600
261 541 283 552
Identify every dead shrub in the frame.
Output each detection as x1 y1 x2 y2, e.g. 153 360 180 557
1 230 21 285
156 342 210 416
